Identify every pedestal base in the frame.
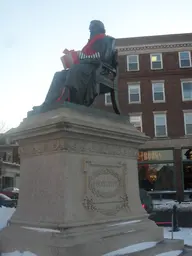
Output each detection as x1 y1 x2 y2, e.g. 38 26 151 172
0 104 184 255
0 217 180 256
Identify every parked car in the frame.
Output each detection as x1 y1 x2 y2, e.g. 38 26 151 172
139 188 153 214
0 193 17 208
1 187 19 200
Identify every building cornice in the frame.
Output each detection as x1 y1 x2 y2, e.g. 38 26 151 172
116 41 192 55
2 161 20 168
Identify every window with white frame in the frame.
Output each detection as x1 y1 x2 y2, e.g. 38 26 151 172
154 113 167 137
128 84 141 103
152 81 165 102
179 51 191 68
129 114 142 132
184 112 192 135
105 93 112 105
150 53 163 70
127 55 139 71
181 80 192 101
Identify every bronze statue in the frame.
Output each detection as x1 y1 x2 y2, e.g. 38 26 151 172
29 20 120 116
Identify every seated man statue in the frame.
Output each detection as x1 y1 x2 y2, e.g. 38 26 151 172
40 20 111 112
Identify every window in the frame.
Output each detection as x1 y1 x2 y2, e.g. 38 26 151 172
179 51 191 68
184 112 192 135
105 93 112 105
152 81 165 102
154 113 167 137
138 163 175 191
127 55 139 71
150 53 163 70
128 84 141 103
181 80 192 101
129 114 142 132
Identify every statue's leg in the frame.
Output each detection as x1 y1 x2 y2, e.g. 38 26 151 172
44 70 67 105
111 89 120 114
69 88 78 103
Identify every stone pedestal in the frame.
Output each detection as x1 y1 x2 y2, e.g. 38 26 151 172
0 103 183 255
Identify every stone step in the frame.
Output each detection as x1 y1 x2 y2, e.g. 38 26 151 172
182 252 192 256
117 239 184 256
182 247 192 255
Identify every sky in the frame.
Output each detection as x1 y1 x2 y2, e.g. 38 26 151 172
1 0 192 129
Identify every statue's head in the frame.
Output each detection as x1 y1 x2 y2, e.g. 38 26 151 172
89 20 106 35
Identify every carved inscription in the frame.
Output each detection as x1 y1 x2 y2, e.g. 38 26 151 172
19 138 137 158
82 161 130 216
88 168 121 198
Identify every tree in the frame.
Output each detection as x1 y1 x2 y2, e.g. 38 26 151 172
0 121 8 133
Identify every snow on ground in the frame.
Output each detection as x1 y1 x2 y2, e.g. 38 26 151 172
22 226 60 233
0 207 37 256
110 220 141 226
0 207 15 230
103 242 157 256
153 200 176 205
155 251 183 256
164 227 192 246
2 252 36 256
153 200 192 211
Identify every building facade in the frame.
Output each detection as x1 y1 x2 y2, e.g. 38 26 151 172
0 135 20 189
94 33 192 200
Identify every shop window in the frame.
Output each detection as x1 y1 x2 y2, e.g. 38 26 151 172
138 163 175 191
182 148 192 190
138 150 175 191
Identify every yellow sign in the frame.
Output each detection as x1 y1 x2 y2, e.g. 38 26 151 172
138 151 162 161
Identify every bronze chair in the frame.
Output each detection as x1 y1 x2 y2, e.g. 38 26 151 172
95 36 120 114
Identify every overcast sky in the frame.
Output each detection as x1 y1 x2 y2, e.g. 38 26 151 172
1 0 192 129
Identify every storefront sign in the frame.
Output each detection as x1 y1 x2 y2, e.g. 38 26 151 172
138 150 173 162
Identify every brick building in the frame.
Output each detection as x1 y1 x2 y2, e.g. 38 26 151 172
94 33 192 200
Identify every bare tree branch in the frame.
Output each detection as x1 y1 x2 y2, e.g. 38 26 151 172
0 121 8 133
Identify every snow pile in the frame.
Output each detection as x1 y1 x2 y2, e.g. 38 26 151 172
153 200 176 205
153 201 192 211
155 250 183 256
103 242 157 256
0 206 15 229
164 227 192 246
2 252 36 256
22 226 60 233
0 207 37 256
110 220 141 227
